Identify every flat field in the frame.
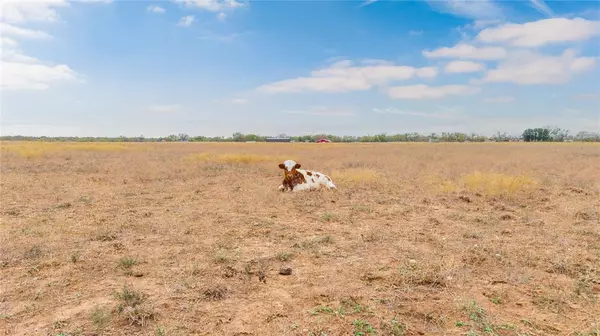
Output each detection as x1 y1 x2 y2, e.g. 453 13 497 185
1 141 599 336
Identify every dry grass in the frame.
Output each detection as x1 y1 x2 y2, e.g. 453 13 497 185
331 168 380 184
184 152 283 165
1 141 599 335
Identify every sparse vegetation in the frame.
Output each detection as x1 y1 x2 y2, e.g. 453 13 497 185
2 142 598 334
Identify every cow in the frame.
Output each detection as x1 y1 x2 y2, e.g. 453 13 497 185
277 159 337 192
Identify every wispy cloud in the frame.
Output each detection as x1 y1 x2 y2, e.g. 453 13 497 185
217 12 226 21
177 15 195 27
476 18 600 48
198 30 252 42
147 5 166 14
528 0 554 17
257 59 437 94
358 0 378 8
386 84 481 100
173 0 247 12
423 43 507 60
483 96 515 103
425 0 504 20
0 23 53 39
373 107 462 120
285 106 353 117
475 49 596 85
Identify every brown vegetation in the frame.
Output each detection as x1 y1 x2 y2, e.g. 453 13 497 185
1 141 599 335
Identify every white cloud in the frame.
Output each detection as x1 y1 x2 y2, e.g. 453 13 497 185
285 106 353 116
147 5 166 14
148 104 182 113
0 23 52 39
483 96 515 103
0 0 69 23
476 18 600 47
1 37 18 48
444 60 485 73
423 43 507 60
478 49 596 85
425 0 504 20
1 60 80 91
257 59 438 94
528 0 554 17
174 0 246 12
77 0 113 3
217 12 226 21
177 15 195 27
386 84 481 100
1 38 81 91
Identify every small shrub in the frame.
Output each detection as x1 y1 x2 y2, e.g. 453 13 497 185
113 284 155 326
91 307 111 331
118 257 137 275
320 212 337 222
203 284 228 300
275 251 295 262
352 319 375 336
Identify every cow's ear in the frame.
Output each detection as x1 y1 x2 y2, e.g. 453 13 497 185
278 163 285 169
294 163 301 169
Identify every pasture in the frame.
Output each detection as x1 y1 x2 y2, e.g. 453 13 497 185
0 141 599 336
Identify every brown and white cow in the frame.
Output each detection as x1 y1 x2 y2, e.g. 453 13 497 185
277 159 337 192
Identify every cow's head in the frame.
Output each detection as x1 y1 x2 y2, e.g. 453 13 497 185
278 159 301 178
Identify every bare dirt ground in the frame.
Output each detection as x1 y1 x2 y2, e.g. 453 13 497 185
1 141 599 336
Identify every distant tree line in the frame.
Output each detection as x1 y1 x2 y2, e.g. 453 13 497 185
1 127 599 143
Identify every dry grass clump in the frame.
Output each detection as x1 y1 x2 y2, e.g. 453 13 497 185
183 152 281 164
462 171 537 196
331 168 380 184
1 141 132 158
432 171 537 197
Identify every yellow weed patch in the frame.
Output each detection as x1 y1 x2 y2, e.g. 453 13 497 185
1 141 136 158
461 171 536 196
432 171 537 196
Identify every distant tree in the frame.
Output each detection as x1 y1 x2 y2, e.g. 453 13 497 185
575 131 600 142
549 127 569 141
232 132 245 142
492 132 510 142
373 133 387 142
245 134 259 142
522 128 551 142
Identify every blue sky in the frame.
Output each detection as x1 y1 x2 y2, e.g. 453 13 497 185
1 0 599 137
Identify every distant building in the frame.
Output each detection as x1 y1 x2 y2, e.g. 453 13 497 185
265 137 291 143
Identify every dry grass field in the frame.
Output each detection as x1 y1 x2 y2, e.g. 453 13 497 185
1 141 599 336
